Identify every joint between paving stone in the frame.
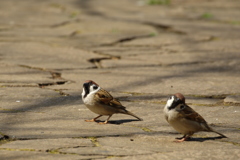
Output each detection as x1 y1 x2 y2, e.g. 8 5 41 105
0 134 14 146
38 81 68 88
51 18 81 28
87 137 101 147
18 64 66 80
53 89 70 96
148 23 186 35
87 56 121 69
46 148 78 155
123 124 154 133
0 84 38 87
0 148 36 152
100 34 155 46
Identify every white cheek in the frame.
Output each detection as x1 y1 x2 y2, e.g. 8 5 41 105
81 89 85 98
165 97 174 108
89 87 101 95
83 87 101 105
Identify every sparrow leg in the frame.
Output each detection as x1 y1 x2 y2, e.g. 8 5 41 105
98 115 112 124
175 134 186 140
174 135 191 142
85 115 102 122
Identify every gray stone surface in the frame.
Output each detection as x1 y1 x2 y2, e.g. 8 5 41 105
0 0 240 159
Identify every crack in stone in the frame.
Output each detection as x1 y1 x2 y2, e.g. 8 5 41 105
53 89 70 96
0 148 36 152
18 64 71 88
0 84 38 87
38 81 68 88
187 94 227 99
0 133 16 146
223 102 240 106
100 34 155 46
86 137 101 147
0 134 10 141
88 57 120 69
157 60 217 67
46 148 78 155
91 50 121 58
0 107 23 113
18 65 63 79
142 22 187 35
87 51 121 69
0 19 81 30
50 72 62 79
51 19 81 28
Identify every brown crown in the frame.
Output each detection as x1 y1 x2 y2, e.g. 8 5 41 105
85 80 99 86
174 93 185 103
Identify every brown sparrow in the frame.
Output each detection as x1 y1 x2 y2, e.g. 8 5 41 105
164 93 227 142
81 80 143 124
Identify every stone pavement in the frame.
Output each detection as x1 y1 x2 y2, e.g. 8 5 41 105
0 0 240 159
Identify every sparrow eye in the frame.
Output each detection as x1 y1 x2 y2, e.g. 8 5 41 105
93 85 98 90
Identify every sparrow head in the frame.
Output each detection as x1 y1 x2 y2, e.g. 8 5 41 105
82 80 100 98
165 93 185 110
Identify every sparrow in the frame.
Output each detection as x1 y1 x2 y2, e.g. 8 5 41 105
164 93 227 142
81 80 143 124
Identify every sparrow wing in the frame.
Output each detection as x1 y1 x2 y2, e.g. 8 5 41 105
95 89 126 110
95 89 113 103
179 104 207 124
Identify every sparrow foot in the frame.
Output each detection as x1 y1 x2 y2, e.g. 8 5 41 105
97 115 112 125
174 137 190 142
175 135 186 140
98 121 108 125
85 119 96 122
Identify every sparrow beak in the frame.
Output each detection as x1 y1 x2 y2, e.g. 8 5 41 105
83 82 90 98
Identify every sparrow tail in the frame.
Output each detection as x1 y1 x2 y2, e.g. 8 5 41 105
124 110 143 121
209 128 227 138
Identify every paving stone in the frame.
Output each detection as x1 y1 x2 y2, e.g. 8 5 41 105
0 42 98 69
0 0 240 159
109 149 240 160
0 111 144 139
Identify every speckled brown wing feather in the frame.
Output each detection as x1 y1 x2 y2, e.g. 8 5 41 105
95 88 126 110
179 105 207 124
95 89 113 103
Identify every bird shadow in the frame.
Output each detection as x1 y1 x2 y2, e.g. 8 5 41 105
179 136 227 142
96 119 141 125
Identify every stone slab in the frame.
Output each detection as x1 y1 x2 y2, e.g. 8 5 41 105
0 0 240 159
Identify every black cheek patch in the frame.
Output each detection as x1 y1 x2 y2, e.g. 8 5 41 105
168 99 182 110
83 83 90 98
